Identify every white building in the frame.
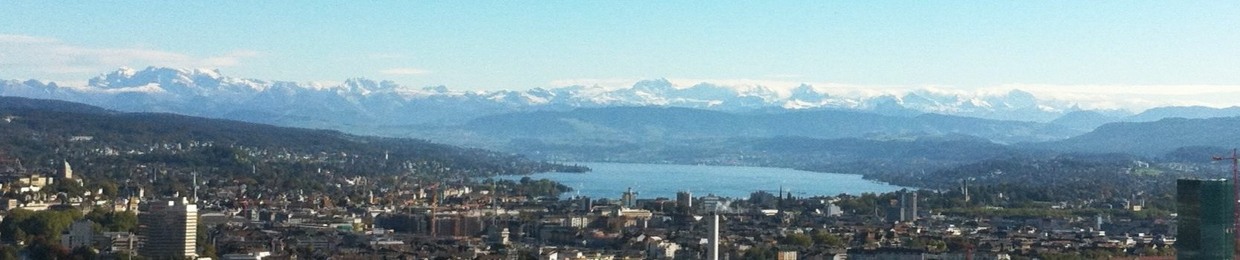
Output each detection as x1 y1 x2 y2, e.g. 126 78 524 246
646 237 681 259
222 251 272 260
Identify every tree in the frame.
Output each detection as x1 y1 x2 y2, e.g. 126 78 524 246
70 246 98 259
201 243 218 259
0 245 18 260
113 251 146 260
742 245 775 260
781 233 812 247
812 230 844 248
0 208 82 243
42 179 86 198
26 236 70 259
925 239 948 252
85 209 137 232
23 209 81 241
11 230 27 245
0 209 34 243
93 180 120 199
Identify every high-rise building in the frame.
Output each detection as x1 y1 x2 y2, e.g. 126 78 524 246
676 191 692 213
708 214 719 260
61 160 72 180
577 196 593 212
621 187 638 208
884 190 921 222
1176 179 1234 259
138 198 198 259
903 191 918 222
884 198 904 222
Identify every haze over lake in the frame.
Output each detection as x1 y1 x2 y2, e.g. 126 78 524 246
503 162 906 199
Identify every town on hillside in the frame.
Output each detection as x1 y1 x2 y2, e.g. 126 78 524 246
0 141 1215 260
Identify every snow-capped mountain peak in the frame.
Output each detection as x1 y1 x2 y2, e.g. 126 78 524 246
84 66 269 95
1 67 1085 125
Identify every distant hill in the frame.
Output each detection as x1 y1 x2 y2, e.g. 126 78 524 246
1045 106 1240 137
1126 106 1240 122
1031 116 1240 156
737 135 1029 174
0 96 583 178
1049 110 1125 132
0 96 114 115
462 106 1080 145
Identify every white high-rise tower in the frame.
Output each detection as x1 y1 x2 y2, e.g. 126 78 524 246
709 214 719 260
61 160 72 179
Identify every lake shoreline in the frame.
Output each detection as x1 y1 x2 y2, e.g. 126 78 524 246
503 162 909 199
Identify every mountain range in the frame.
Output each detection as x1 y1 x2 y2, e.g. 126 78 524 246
0 67 1100 125
6 67 1240 159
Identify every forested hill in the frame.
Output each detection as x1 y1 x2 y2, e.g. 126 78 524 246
0 96 115 115
1029 116 1240 156
0 96 587 179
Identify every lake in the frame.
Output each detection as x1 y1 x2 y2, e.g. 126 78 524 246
501 162 906 199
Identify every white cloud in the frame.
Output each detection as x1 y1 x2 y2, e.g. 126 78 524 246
0 34 260 84
379 68 432 76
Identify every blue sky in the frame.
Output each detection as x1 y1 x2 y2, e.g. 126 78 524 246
1 1 1238 92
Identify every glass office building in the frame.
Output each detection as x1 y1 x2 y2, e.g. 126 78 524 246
1176 179 1235 259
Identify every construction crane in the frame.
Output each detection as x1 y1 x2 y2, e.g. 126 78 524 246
1211 148 1240 243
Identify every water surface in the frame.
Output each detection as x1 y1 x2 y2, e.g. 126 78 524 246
503 162 906 199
